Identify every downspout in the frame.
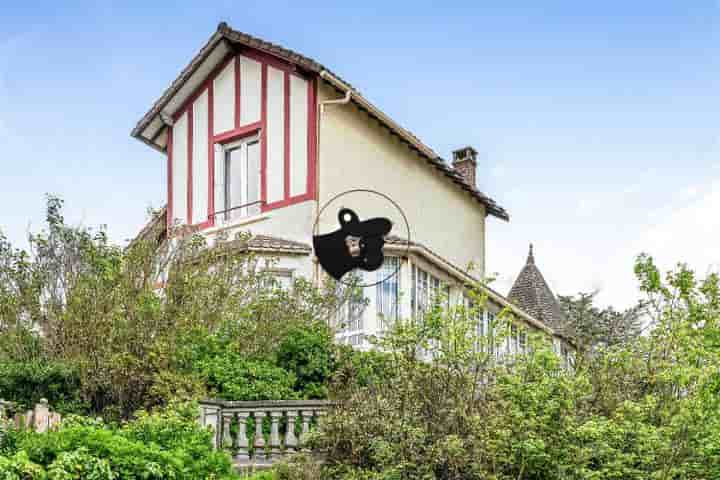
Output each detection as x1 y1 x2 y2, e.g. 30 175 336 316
313 71 353 284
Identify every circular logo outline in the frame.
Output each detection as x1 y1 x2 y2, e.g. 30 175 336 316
313 189 411 288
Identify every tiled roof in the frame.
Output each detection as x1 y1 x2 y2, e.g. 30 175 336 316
131 212 311 255
131 23 509 222
384 235 556 335
507 245 566 331
224 234 312 254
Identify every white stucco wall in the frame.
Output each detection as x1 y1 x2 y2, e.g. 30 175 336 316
317 82 486 278
201 199 317 280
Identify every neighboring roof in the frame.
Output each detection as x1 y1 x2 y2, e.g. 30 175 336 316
508 245 566 331
131 22 509 222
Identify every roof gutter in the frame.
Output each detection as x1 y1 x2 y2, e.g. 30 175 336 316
384 242 555 336
319 71 353 113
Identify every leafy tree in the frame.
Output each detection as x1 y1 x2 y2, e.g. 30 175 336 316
558 290 643 361
0 197 347 418
291 256 720 479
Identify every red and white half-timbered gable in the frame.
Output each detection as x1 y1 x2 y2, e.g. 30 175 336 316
166 47 317 230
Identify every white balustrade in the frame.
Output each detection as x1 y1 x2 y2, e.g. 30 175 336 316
199 399 332 466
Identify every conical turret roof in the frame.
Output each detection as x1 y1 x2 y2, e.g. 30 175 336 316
508 244 566 330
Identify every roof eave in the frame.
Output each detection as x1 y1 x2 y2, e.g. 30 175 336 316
319 71 509 222
383 241 553 335
131 23 510 221
131 26 228 148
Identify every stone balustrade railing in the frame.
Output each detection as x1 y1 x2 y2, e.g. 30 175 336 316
199 399 332 466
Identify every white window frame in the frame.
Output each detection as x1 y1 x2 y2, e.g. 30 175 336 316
411 264 445 319
335 271 366 337
219 135 261 222
377 257 401 330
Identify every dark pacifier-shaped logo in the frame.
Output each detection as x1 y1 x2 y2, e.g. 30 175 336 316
313 189 410 288
313 207 392 281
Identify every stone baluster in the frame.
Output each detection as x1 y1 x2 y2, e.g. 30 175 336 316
299 410 314 449
269 412 283 459
284 410 298 451
253 411 267 462
199 406 220 450
221 413 233 450
236 412 250 461
315 409 327 428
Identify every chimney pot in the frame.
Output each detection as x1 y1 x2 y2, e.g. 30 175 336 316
452 146 478 187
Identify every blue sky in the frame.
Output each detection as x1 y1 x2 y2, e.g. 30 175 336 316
1 1 718 307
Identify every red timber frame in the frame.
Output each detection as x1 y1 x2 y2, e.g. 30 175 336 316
166 48 318 231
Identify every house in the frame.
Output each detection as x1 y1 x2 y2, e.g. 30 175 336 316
131 22 569 353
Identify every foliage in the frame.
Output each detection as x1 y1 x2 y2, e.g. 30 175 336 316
0 197 346 418
0 402 238 479
276 324 336 398
309 256 720 479
558 291 644 361
0 451 46 479
273 453 323 480
0 360 86 414
244 471 278 480
200 354 298 401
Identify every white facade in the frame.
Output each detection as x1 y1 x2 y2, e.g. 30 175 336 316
133 25 568 354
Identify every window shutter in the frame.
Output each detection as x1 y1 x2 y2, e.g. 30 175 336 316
214 144 225 224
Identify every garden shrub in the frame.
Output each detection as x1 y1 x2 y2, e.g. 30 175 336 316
200 353 298 401
0 360 86 414
276 324 335 398
0 402 238 479
46 448 115 479
307 258 720 479
0 198 348 419
244 471 277 480
0 451 46 479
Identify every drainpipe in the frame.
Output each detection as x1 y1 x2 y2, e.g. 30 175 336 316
319 71 353 114
313 71 354 284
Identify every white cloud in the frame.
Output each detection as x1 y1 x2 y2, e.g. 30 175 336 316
489 180 720 312
597 180 720 308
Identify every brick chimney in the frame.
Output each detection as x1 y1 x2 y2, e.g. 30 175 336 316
452 146 478 188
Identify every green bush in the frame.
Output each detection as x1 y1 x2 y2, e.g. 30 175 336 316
276 324 335 398
0 361 86 414
244 471 277 480
200 353 298 401
0 451 46 479
46 448 115 479
310 259 720 479
0 402 238 479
